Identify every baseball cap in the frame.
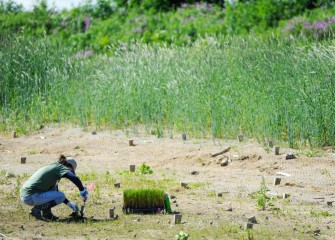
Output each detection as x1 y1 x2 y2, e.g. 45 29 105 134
66 157 77 173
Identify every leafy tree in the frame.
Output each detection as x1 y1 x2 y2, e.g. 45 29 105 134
90 0 115 19
0 0 23 12
113 0 225 11
224 0 332 34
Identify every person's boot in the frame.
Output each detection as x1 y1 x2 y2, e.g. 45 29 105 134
41 200 59 221
29 201 58 221
29 206 43 220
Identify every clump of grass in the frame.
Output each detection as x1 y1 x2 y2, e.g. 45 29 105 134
2 34 335 147
137 163 153 174
102 171 117 184
123 188 166 209
320 168 331 177
27 150 37 155
175 231 189 240
77 172 99 181
193 182 207 188
310 209 332 217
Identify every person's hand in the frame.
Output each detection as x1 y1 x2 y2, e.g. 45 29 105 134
80 188 89 201
67 201 79 212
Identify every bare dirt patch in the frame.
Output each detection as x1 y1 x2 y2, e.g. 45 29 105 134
1 126 335 239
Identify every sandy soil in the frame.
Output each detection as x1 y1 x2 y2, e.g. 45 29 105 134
1 126 335 239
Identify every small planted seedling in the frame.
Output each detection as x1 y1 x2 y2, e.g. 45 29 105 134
175 231 189 240
257 177 272 210
21 157 26 164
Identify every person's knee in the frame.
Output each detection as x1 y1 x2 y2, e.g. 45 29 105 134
20 196 34 206
55 192 65 205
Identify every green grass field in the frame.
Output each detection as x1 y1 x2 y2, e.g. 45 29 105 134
1 34 335 148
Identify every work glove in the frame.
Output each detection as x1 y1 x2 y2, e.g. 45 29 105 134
67 201 79 212
80 188 89 201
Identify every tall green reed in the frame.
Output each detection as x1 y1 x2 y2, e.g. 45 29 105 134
1 34 335 147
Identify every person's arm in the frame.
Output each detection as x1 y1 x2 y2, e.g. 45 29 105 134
62 171 84 191
62 171 89 201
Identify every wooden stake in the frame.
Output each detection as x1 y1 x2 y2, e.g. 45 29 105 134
129 165 136 172
283 193 290 199
182 133 186 141
174 214 182 224
247 216 257 224
21 157 26 164
274 177 281 185
109 208 114 218
244 222 253 230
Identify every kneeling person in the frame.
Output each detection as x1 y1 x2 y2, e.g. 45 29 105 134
20 155 89 220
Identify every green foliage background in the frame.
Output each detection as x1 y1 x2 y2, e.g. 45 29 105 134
1 0 335 148
1 0 335 51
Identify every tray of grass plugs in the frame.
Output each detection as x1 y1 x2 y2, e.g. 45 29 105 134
122 188 172 214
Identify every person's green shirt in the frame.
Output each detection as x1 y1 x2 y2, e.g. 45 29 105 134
20 162 70 197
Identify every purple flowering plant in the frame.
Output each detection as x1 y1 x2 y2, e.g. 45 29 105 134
282 16 335 40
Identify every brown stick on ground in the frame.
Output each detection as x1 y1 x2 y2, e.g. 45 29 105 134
211 147 231 157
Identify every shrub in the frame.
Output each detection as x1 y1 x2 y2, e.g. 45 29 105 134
137 163 153 174
225 0 330 34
